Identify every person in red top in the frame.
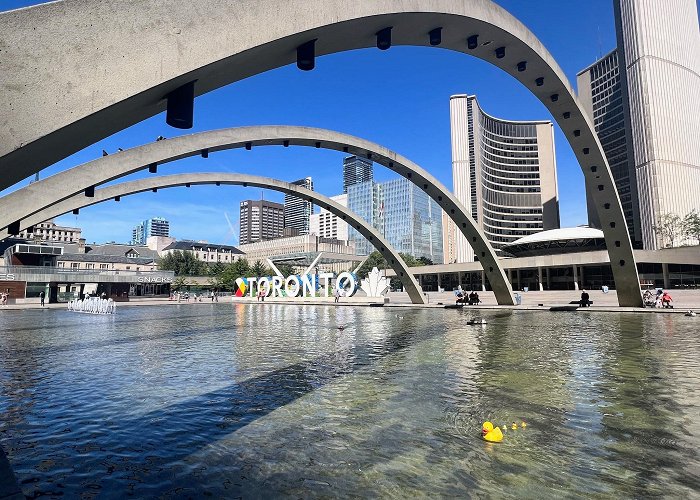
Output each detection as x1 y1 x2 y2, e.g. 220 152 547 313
661 291 673 309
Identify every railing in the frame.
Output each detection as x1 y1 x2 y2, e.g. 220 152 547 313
0 265 174 278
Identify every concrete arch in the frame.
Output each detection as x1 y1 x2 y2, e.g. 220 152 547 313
22 172 427 304
0 0 642 306
0 126 516 305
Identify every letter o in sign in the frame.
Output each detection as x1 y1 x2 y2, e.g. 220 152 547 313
285 275 301 297
258 277 270 297
335 272 357 296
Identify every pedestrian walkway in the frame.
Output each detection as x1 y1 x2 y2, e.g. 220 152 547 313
0 289 698 312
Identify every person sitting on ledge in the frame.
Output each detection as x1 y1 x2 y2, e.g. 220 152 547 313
661 291 673 309
468 291 480 305
580 290 590 307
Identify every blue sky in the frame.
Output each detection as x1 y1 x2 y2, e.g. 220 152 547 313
1 0 673 245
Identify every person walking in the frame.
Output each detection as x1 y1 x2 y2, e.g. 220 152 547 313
39 290 45 306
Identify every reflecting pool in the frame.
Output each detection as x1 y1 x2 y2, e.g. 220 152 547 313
0 304 699 497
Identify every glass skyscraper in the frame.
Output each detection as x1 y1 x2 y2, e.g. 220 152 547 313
347 180 381 256
347 178 443 262
342 156 373 194
381 178 443 263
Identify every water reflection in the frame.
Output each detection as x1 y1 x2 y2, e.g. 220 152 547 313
0 305 698 497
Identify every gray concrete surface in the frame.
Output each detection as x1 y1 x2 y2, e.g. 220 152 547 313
2 290 698 312
0 0 642 306
0 126 515 306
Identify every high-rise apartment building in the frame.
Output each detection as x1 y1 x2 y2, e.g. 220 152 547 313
450 94 559 260
132 217 169 245
577 49 641 247
309 194 349 241
342 156 373 194
284 177 313 236
578 0 700 249
239 199 285 245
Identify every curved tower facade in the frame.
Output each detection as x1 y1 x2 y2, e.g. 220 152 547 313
450 95 560 261
614 0 700 249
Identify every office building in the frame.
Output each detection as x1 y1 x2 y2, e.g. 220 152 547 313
450 94 559 261
132 217 169 245
577 49 641 247
161 240 245 264
578 0 700 249
381 178 443 263
237 233 359 274
347 180 382 256
343 155 373 193
284 177 313 235
442 212 458 265
347 178 443 262
17 219 82 243
309 194 349 241
239 199 285 245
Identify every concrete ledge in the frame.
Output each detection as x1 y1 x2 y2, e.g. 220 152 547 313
0 445 23 500
232 296 385 305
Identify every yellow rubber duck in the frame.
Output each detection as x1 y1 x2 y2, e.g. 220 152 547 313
521 421 527 428
482 421 503 442
511 422 518 430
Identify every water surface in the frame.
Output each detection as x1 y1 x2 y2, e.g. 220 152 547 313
0 304 698 497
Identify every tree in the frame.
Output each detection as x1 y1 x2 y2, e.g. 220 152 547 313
417 256 434 266
400 253 421 267
652 213 684 248
217 259 251 292
171 276 188 291
250 260 269 278
276 263 296 277
158 250 206 276
683 210 700 243
207 262 227 277
355 251 387 279
207 276 222 292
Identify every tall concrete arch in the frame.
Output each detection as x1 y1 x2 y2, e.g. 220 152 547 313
0 126 516 305
20 173 427 304
0 0 642 306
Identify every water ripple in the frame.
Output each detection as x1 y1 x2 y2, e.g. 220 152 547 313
0 305 699 497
